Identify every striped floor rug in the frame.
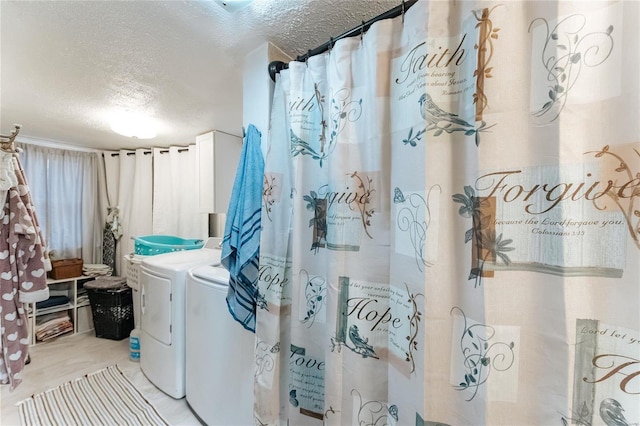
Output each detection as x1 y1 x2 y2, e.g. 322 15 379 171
17 365 168 426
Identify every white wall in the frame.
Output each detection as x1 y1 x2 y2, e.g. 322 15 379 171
242 42 291 157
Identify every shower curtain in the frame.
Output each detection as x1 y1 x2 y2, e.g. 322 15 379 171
256 1 639 425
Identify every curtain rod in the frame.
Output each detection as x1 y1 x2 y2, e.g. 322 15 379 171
108 151 153 157
268 0 418 82
107 147 193 157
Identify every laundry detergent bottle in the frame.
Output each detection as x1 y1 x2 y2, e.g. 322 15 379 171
129 328 140 362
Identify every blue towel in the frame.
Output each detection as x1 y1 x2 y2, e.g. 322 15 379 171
221 124 264 332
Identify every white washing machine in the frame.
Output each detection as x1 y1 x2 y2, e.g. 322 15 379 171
139 239 222 399
186 265 255 425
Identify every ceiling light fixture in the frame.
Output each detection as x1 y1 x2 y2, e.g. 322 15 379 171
110 111 158 139
213 0 253 12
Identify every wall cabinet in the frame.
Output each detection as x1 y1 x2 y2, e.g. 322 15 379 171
26 276 96 345
196 130 243 215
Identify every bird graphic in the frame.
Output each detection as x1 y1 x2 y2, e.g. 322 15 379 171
418 93 474 128
348 325 379 359
600 398 631 426
289 389 299 407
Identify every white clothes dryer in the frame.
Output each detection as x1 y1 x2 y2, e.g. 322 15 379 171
139 239 222 399
186 265 254 425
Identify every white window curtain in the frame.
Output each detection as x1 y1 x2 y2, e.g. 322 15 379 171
257 1 639 425
152 145 207 239
17 143 105 263
103 149 153 275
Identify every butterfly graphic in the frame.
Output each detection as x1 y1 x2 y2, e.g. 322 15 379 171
388 405 399 421
393 187 406 204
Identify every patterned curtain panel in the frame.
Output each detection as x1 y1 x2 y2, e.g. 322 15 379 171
256 1 639 425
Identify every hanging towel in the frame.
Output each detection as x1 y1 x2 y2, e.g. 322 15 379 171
221 124 264 332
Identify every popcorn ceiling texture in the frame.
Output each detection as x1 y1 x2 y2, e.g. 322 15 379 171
0 0 397 149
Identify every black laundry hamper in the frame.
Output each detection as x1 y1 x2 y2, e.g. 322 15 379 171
85 277 134 340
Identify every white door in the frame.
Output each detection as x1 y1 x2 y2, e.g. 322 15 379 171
140 269 172 345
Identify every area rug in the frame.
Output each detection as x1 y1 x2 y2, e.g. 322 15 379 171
17 365 168 426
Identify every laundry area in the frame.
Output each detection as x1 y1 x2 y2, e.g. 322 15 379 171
1 1 639 425
127 235 253 423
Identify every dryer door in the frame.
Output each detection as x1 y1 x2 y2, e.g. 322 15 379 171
140 269 172 345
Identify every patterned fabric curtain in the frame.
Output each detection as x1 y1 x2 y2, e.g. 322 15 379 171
256 1 639 425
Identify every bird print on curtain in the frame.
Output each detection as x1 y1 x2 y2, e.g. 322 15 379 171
599 398 631 426
256 1 639 425
419 93 474 128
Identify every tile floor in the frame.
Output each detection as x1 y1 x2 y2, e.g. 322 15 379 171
0 332 201 425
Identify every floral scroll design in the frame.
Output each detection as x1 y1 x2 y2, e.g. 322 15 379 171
559 401 593 426
255 340 280 378
402 126 426 147
351 389 399 426
452 186 515 288
451 307 516 402
472 6 501 120
585 145 640 250
324 406 339 421
395 185 441 272
350 171 375 239
529 14 615 123
300 269 327 327
290 83 327 165
263 174 278 222
330 88 363 145
290 86 362 167
403 283 424 375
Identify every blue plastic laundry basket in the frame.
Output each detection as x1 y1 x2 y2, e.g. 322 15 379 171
133 235 204 256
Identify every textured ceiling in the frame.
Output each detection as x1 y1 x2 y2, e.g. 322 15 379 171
0 0 396 150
